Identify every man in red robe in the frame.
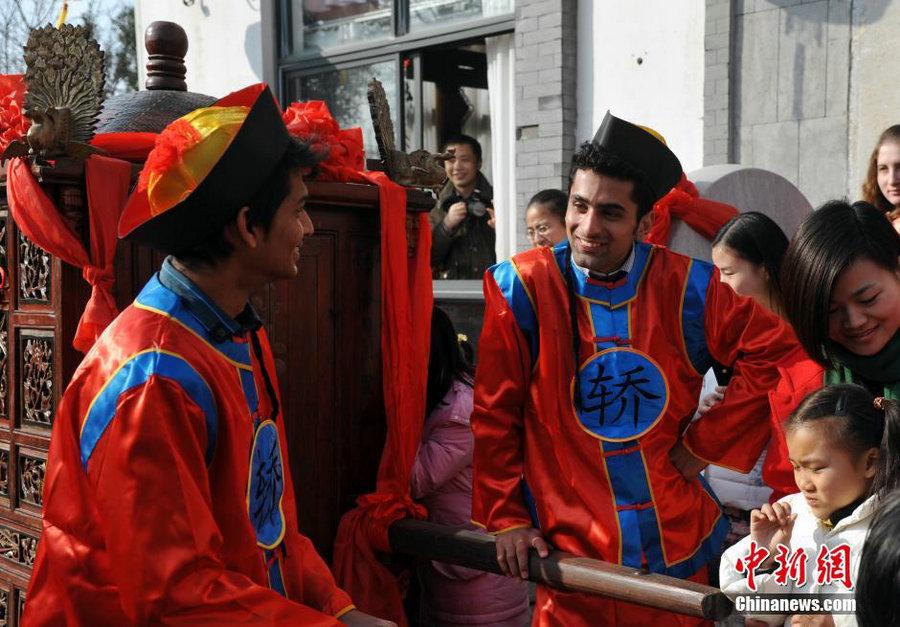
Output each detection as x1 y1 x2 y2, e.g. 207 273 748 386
23 85 394 626
471 113 798 626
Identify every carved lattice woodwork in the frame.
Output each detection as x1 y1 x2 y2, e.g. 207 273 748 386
19 334 54 428
18 454 45 507
17 233 51 304
0 527 18 564
0 589 6 627
0 450 7 498
0 215 7 279
0 313 7 420
20 534 36 567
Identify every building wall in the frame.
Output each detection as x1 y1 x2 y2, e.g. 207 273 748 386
134 0 265 98
848 0 900 200
513 0 578 253
575 0 707 174
729 0 852 209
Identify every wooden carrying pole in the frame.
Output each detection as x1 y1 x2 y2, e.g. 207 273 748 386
389 519 733 621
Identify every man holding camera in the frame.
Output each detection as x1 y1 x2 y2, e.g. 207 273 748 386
429 134 496 279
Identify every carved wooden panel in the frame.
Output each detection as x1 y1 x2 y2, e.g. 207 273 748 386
17 233 51 305
0 589 6 627
0 525 37 568
0 449 7 499
17 453 44 508
18 332 54 429
0 312 7 421
0 215 7 285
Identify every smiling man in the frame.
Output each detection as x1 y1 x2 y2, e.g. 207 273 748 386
429 134 496 279
471 112 799 626
23 85 394 627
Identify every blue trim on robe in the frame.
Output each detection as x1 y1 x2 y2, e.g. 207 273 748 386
265 549 287 596
80 350 218 469
240 369 259 416
489 260 540 364
681 260 714 374
135 276 253 369
554 241 653 307
601 440 647 568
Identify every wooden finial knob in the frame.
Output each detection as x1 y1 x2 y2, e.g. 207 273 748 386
144 21 188 91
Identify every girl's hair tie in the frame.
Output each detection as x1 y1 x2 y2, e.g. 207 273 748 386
874 397 886 411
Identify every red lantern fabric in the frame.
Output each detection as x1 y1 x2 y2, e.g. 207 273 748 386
0 74 28 153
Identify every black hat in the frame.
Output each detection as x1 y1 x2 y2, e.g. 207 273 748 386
591 111 682 202
119 83 291 253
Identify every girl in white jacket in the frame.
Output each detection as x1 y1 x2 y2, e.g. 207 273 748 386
719 384 900 627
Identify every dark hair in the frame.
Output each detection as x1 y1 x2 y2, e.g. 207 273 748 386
862 125 900 213
786 384 900 498
712 212 789 309
527 189 568 222
568 141 656 219
780 200 900 366
442 134 482 162
174 139 322 267
856 488 900 627
425 306 475 417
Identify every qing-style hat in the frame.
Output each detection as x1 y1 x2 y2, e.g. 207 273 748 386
591 111 682 203
119 83 291 252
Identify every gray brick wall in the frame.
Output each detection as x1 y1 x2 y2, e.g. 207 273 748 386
729 0 851 207
704 0 733 165
514 0 577 253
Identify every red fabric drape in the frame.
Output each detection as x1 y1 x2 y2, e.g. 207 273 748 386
646 174 739 246
282 101 432 626
6 155 130 352
91 132 159 162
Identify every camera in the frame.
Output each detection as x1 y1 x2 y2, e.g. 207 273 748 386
466 189 490 218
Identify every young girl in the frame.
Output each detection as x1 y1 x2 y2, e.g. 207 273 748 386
410 307 528 627
720 384 900 626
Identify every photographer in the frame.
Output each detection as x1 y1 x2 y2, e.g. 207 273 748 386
430 134 496 279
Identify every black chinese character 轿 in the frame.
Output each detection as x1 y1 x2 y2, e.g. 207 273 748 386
252 436 283 526
583 364 661 427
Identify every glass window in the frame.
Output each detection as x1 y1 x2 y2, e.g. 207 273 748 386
409 0 514 33
288 59 399 160
292 0 392 52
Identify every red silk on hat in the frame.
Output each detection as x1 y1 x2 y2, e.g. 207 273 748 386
646 173 739 246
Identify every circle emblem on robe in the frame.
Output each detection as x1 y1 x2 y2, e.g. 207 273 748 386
573 347 669 442
247 419 286 549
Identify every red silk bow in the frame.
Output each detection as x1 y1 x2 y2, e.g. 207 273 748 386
646 173 739 246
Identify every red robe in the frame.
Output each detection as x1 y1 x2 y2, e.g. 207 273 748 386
24 274 353 625
472 241 798 626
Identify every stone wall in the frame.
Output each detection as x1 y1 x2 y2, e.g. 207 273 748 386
727 0 852 208
514 0 577 252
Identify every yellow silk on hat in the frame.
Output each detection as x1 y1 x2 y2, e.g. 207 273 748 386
142 105 250 217
637 124 667 146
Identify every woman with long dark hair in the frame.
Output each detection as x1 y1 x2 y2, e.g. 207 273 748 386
766 201 900 498
410 307 528 627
